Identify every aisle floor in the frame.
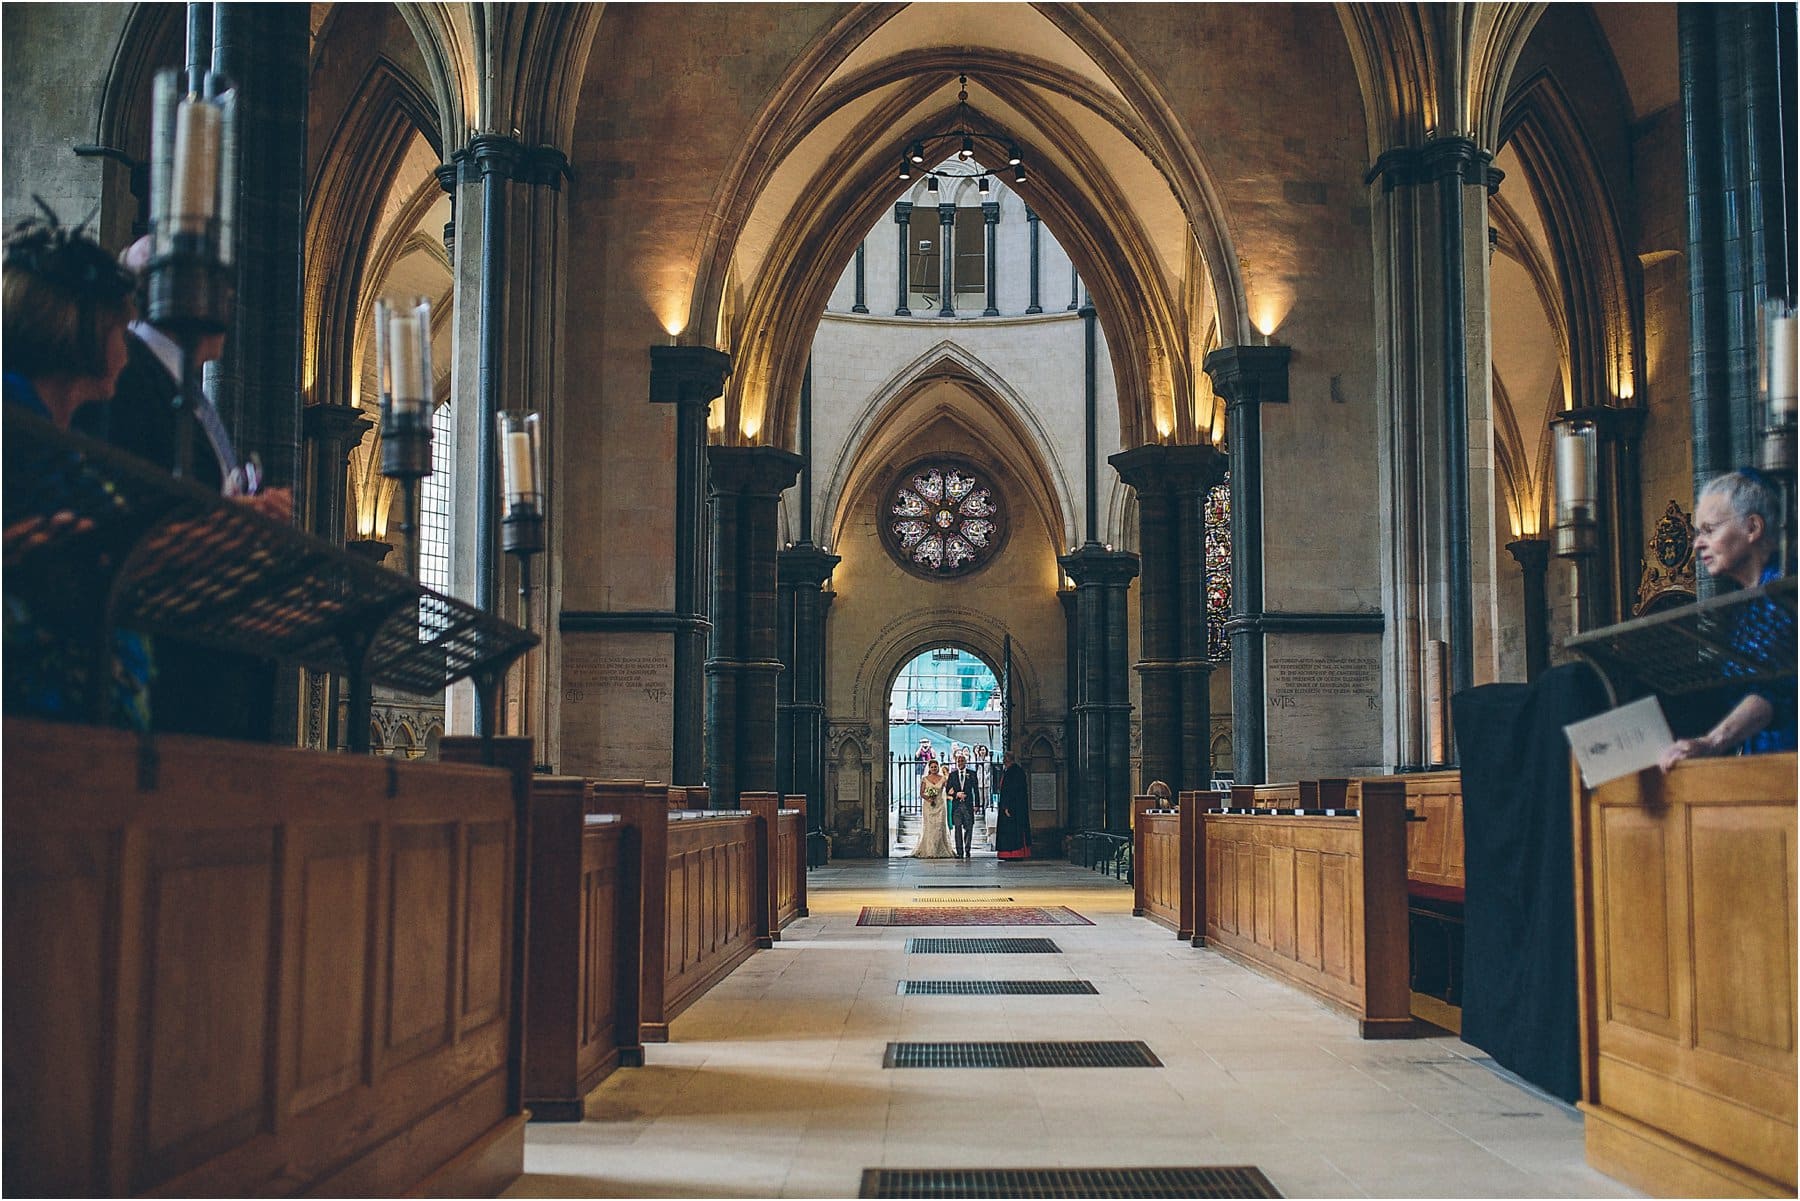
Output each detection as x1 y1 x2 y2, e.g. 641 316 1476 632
506 858 1638 1199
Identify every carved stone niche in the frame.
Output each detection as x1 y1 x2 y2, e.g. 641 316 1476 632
1636 500 1697 615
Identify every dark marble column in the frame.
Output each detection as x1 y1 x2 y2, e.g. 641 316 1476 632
707 446 803 809
1112 442 1229 795
1069 261 1080 311
937 203 957 317
1061 546 1140 832
893 202 912 316
777 545 838 831
303 402 371 751
1682 2 1796 594
208 3 306 497
1025 207 1043 314
982 201 1000 316
852 242 869 314
1204 344 1290 785
1506 537 1551 681
651 346 731 785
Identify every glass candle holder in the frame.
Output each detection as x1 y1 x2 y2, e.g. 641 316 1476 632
1552 418 1598 557
498 410 545 558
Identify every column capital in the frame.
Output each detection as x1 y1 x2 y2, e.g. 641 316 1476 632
938 202 957 223
706 444 803 497
982 201 1000 222
435 160 462 194
1109 442 1229 495
1505 537 1551 572
1366 136 1502 194
1563 403 1646 440
1059 545 1140 586
649 345 732 406
894 200 912 222
1024 206 1040 223
1203 344 1291 408
302 400 373 451
520 144 573 190
466 132 525 178
779 544 841 586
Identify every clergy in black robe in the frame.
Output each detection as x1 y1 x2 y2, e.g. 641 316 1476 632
994 751 1032 859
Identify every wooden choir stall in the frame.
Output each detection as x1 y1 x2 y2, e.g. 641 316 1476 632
1567 579 1797 1197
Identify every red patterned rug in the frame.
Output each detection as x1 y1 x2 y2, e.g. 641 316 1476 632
857 905 1094 927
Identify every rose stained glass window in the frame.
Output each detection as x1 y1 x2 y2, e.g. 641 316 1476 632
1205 474 1231 662
884 459 1005 578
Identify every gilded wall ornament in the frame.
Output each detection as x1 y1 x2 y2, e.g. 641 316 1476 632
1635 499 1697 615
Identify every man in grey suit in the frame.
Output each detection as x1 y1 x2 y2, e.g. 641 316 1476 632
946 749 980 858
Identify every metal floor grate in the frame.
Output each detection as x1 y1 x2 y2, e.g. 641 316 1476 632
899 980 1098 995
905 937 1061 954
861 1166 1281 1198
883 1041 1161 1068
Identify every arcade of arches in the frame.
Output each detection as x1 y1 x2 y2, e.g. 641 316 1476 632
4 2 1795 1197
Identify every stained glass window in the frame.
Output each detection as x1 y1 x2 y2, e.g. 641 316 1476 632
1205 473 1231 662
883 458 1005 578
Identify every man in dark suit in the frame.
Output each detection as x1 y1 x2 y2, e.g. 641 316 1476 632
946 749 980 859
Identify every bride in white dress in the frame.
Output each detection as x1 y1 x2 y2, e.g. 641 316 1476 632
912 760 956 858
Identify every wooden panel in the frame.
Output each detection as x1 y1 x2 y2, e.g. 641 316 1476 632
2 832 111 1195
1200 803 1410 1035
4 719 523 1197
463 821 509 1031
1576 752 1797 1195
138 827 277 1187
664 816 759 1021
290 822 374 1116
387 823 456 1064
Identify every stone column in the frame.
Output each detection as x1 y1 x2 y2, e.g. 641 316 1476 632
851 242 869 313
1506 538 1550 681
1112 443 1229 795
707 446 803 810
893 202 912 316
1204 345 1290 785
1025 207 1043 314
982 201 1000 316
1060 546 1140 832
1367 138 1503 767
777 545 838 830
651 346 731 785
937 203 957 317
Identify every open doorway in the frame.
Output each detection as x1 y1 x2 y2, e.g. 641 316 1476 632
887 646 1002 857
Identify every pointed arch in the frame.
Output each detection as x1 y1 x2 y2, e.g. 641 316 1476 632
301 58 440 412
1501 69 1641 409
818 341 1078 554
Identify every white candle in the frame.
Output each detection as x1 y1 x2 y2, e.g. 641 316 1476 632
503 430 535 502
389 313 426 413
169 99 220 234
1770 312 1797 420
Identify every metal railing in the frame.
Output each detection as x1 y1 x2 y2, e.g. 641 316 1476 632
1069 830 1132 881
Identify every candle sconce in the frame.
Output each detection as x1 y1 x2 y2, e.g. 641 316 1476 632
498 410 545 632
375 297 434 578
1553 416 1600 631
145 68 237 480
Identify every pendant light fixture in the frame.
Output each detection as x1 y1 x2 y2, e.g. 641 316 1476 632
896 73 1026 190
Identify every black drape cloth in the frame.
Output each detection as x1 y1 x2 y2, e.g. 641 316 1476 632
1451 662 1608 1102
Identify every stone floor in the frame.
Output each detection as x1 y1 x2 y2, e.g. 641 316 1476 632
506 857 1639 1199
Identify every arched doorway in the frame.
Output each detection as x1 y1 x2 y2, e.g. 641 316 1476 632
886 645 1002 857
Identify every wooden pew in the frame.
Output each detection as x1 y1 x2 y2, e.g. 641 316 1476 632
1231 782 1304 811
1199 792 1413 1037
1362 771 1464 1033
1132 790 1203 940
511 777 641 1121
1573 752 1796 1197
780 795 809 924
3 719 525 1196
